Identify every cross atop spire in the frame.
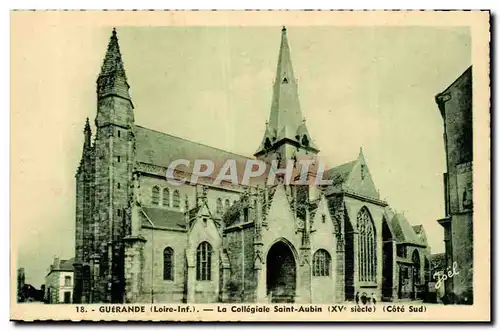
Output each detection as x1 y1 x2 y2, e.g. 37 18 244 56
255 27 318 157
97 28 131 101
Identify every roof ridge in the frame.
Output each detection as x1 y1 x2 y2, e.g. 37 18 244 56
134 124 252 159
143 205 184 213
326 159 357 171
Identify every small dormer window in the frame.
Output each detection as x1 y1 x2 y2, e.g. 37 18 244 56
361 164 366 180
117 130 121 138
301 135 309 147
264 137 272 150
322 214 326 223
282 77 288 84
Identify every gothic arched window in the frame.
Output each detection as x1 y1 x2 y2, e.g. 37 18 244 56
357 207 376 282
172 190 180 209
216 198 223 215
163 188 170 207
163 247 174 281
196 241 212 281
313 249 331 276
152 186 160 205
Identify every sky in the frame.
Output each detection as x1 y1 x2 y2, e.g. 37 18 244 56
11 25 471 287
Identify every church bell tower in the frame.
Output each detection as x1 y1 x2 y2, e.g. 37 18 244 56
93 28 135 303
254 26 319 166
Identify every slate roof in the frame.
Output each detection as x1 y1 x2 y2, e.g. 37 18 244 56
382 208 397 238
48 258 75 275
140 206 186 230
134 125 251 175
58 258 75 272
324 160 357 189
391 213 423 246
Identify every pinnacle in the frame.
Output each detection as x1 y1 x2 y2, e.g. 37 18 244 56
83 117 92 147
84 117 91 131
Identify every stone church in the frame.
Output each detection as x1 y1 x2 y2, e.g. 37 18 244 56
73 27 430 304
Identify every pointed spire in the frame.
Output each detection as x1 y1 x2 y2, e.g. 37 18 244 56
255 27 318 156
270 25 298 119
358 146 366 161
83 117 92 147
97 28 131 101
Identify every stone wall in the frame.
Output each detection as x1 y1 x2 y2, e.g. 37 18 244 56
310 198 337 303
90 93 135 302
140 228 188 303
436 66 473 304
224 226 255 302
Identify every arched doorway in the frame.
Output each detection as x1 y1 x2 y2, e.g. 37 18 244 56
382 218 394 301
266 241 296 303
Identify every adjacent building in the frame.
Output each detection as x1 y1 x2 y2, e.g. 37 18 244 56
45 257 75 304
429 252 446 301
435 66 473 304
73 27 430 304
17 268 25 302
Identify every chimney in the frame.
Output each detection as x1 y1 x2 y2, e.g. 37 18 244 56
52 256 61 269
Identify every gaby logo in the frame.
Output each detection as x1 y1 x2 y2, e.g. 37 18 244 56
165 158 333 187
